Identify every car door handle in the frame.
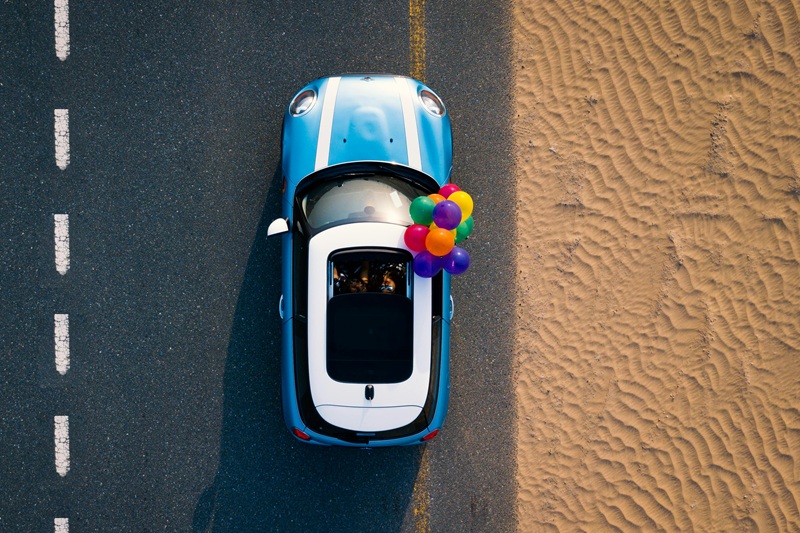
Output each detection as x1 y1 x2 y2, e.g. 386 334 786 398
279 294 285 319
449 295 454 321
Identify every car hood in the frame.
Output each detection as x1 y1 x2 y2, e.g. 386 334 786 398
282 75 453 191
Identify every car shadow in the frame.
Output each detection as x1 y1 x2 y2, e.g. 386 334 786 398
192 168 423 532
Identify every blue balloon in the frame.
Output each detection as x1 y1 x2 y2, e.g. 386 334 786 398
443 247 470 275
413 251 442 278
432 200 462 231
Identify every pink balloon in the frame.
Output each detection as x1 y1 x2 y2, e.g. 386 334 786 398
439 183 461 198
404 224 430 252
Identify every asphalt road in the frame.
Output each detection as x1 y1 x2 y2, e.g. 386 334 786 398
0 2 515 531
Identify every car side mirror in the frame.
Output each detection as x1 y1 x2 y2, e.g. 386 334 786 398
267 218 289 237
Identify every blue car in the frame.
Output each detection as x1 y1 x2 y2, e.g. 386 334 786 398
267 75 454 446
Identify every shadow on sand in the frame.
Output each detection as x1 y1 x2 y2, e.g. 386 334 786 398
192 170 422 532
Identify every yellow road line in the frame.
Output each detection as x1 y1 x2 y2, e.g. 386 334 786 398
409 0 426 82
410 2 429 530
412 445 431 532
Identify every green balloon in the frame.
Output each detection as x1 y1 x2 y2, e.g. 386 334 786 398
410 196 435 226
455 216 474 243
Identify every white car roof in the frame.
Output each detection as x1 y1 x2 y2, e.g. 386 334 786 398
307 222 432 432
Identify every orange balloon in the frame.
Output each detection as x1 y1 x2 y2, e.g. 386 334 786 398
426 228 455 257
427 193 446 204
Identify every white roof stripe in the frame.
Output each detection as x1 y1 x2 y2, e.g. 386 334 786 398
314 76 341 171
307 223 433 432
395 77 422 170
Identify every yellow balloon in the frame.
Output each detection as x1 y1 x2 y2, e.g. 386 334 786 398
448 191 473 221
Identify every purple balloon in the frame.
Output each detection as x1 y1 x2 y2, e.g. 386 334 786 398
413 251 442 278
443 247 470 275
432 200 462 231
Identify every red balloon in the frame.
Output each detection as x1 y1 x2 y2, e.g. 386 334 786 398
439 183 461 198
404 224 430 252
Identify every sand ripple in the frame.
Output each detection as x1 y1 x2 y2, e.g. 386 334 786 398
514 0 800 530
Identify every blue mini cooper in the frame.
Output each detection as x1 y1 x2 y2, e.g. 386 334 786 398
267 75 453 446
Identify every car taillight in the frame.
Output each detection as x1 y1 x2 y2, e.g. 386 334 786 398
421 429 439 442
292 427 312 441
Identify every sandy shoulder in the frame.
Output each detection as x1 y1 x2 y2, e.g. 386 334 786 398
513 0 800 530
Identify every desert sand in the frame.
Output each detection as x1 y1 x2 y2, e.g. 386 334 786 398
513 0 800 530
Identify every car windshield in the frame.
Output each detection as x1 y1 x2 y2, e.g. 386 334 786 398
300 173 426 232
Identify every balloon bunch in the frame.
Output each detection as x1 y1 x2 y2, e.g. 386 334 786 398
404 184 474 277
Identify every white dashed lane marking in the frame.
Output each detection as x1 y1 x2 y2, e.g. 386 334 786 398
55 109 70 170
53 3 72 528
54 0 70 61
55 314 70 375
54 416 70 477
54 214 70 275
